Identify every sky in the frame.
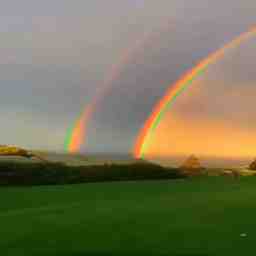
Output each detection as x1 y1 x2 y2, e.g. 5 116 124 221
146 37 256 158
0 0 255 155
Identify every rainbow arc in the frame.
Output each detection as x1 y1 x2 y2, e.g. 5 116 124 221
134 26 256 158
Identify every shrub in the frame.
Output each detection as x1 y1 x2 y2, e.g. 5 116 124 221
0 161 185 186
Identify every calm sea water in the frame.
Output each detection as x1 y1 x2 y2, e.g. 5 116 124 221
0 152 253 169
149 156 254 168
38 153 256 168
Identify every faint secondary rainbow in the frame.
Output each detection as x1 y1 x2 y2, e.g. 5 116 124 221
134 26 256 159
65 20 173 153
64 106 93 153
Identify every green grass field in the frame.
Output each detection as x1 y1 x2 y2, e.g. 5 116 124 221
1 177 256 255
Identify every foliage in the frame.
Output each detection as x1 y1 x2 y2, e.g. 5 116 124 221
249 160 256 170
0 146 31 157
0 161 184 186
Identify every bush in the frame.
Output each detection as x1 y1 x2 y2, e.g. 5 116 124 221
249 160 256 170
0 161 185 186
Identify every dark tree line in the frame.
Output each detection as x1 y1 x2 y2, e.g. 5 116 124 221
0 161 184 186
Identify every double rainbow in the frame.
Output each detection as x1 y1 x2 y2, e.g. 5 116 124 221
65 21 172 153
65 26 256 156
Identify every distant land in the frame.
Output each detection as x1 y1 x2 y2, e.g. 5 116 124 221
150 155 253 169
0 149 254 169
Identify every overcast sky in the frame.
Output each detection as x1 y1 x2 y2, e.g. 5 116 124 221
0 0 255 154
147 37 256 158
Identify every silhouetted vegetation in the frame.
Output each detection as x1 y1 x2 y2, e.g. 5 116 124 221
249 159 256 170
0 161 184 186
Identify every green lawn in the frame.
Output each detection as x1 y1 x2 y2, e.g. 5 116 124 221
1 177 256 255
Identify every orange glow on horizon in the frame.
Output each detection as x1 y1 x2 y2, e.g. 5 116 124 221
144 113 256 159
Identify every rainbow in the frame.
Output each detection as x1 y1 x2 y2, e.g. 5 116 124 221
134 26 256 158
64 106 92 153
65 21 173 153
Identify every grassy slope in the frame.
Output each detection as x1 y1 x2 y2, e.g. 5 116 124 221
1 177 256 255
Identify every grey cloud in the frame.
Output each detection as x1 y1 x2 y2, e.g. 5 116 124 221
0 0 255 152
